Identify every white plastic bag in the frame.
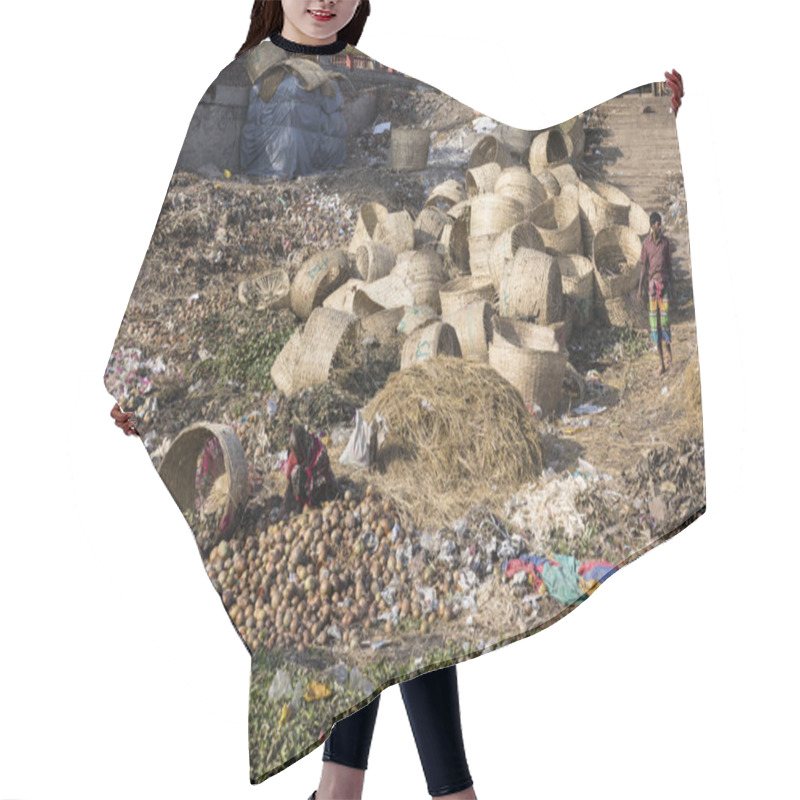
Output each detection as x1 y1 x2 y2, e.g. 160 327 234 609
339 409 387 468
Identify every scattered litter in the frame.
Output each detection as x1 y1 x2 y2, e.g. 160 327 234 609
268 669 293 701
348 667 375 696
572 404 608 416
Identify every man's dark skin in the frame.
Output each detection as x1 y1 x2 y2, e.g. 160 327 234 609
638 217 673 375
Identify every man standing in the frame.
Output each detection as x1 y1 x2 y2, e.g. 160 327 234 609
638 211 674 374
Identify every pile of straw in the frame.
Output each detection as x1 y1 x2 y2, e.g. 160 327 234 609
362 355 543 527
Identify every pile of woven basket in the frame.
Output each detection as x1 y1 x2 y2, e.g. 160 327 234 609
263 114 652 419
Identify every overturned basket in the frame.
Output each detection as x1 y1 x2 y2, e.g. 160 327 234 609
159 422 250 549
237 268 291 311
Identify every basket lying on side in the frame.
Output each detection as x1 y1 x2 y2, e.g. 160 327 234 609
414 206 449 249
360 306 406 343
488 316 568 418
348 202 389 255
424 179 465 211
291 307 362 393
494 167 548 216
237 268 291 311
628 201 652 236
534 170 561 199
396 304 441 336
159 422 250 548
596 291 650 330
290 249 351 320
439 275 495 317
488 222 544 291
468 135 514 170
401 321 462 369
469 193 526 239
467 232 496 280
466 162 502 197
392 249 446 313
578 179 630 254
559 114 585 164
322 278 366 315
443 300 494 362
592 225 643 299
530 184 582 255
549 163 580 189
270 327 304 396
354 241 395 283
498 248 564 324
528 128 573 171
556 254 595 328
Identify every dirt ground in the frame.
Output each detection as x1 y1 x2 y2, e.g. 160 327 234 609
108 89 705 678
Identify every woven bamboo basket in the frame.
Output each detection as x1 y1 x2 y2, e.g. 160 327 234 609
466 162 502 197
374 210 415 256
488 221 544 291
530 184 582 255
292 307 362 392
392 249 446 313
271 328 303 396
322 278 366 314
354 240 395 283
361 306 406 343
592 225 643 299
550 163 580 189
414 206 449 249
488 317 568 418
559 115 585 164
390 127 431 171
439 275 496 317
469 193 525 238
442 299 494 362
535 170 561 198
353 273 413 312
496 125 534 159
596 291 649 330
468 135 514 169
556 255 595 328
578 180 631 255
401 321 462 369
498 248 564 324
443 211 471 275
348 202 389 255
494 167 547 216
424 179 465 211
396 304 440 336
467 233 497 279
447 199 471 220
158 422 250 545
237 268 291 311
528 128 572 171
629 201 652 235
290 249 350 320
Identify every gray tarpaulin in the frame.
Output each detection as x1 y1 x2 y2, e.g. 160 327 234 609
240 72 347 179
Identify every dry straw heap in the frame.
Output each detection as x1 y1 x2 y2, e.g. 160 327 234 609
362 355 544 525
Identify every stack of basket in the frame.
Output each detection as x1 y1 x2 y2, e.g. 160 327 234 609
267 111 656 415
